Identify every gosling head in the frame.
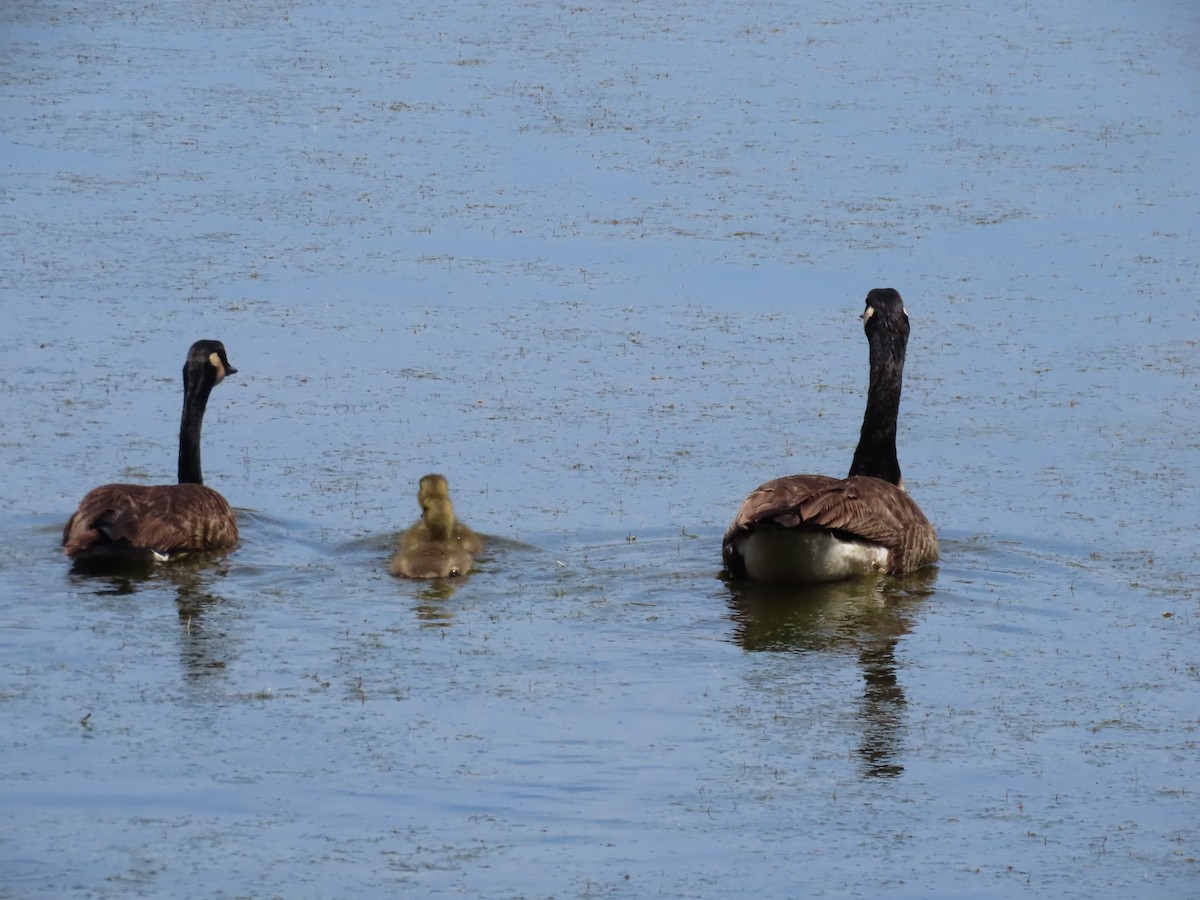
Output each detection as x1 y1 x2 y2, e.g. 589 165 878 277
418 473 450 505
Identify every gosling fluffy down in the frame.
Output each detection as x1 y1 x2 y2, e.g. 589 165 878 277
390 474 481 578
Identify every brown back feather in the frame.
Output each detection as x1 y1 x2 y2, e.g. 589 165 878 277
63 483 239 560
722 474 938 575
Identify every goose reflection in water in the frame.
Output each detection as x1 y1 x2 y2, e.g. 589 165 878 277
724 567 936 777
69 556 236 680
171 561 235 680
410 578 463 626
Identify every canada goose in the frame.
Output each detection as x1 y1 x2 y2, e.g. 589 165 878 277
390 474 480 578
62 340 239 564
722 289 938 583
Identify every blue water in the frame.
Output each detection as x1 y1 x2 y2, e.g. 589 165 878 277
2 0 1198 897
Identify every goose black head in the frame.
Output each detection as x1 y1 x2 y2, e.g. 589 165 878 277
186 339 236 385
861 288 909 339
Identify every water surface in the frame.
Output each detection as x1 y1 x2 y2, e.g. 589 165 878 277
2 0 1198 897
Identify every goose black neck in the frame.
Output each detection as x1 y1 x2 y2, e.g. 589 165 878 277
847 320 906 484
177 367 215 485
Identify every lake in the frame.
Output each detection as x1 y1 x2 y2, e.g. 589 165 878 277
2 0 1198 897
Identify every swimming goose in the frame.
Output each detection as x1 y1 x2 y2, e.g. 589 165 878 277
722 289 938 583
62 340 239 564
391 474 480 578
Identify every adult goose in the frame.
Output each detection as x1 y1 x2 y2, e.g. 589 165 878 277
391 474 480 578
62 340 240 564
722 289 938 583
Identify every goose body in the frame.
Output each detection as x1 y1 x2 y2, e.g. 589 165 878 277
723 289 938 583
62 340 239 564
391 474 480 578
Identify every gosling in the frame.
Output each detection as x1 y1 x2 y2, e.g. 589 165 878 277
390 474 481 578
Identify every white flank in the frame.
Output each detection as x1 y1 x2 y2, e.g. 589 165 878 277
732 530 889 584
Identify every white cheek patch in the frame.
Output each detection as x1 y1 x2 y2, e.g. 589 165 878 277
862 305 875 323
209 351 225 383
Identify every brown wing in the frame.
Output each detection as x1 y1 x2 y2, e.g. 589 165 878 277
63 483 239 560
723 474 938 575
